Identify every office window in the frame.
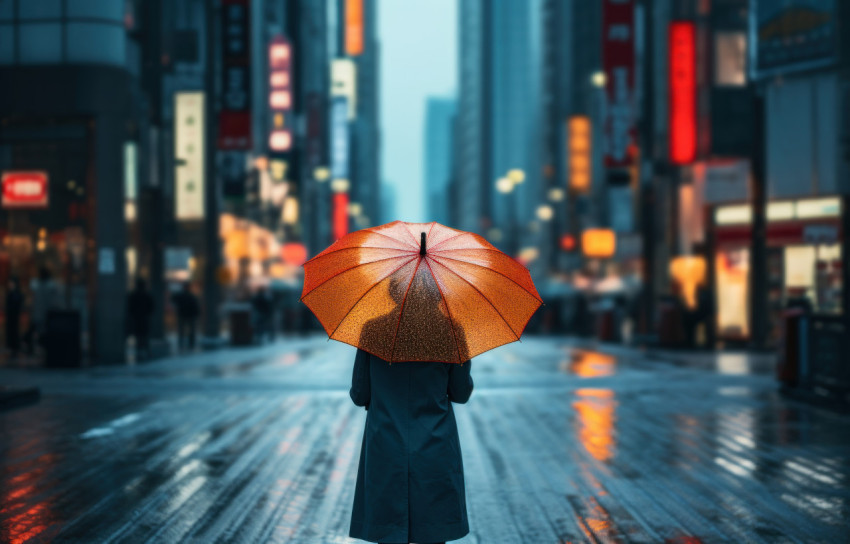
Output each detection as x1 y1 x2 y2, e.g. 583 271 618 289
67 22 125 65
19 22 62 63
715 32 747 86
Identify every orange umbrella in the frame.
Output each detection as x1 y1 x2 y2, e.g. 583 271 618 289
300 221 543 363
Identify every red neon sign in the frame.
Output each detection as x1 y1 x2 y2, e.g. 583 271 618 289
2 171 48 208
333 192 349 240
669 22 697 165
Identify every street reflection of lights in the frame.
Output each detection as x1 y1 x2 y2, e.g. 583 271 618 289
507 169 525 184
331 178 350 193
536 204 554 221
314 166 330 181
568 351 615 378
591 70 607 87
548 187 565 201
496 177 513 193
573 388 616 462
347 202 362 217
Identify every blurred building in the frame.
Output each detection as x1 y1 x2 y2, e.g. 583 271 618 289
424 97 456 226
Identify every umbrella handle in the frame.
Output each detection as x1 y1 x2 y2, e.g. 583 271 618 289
420 232 426 256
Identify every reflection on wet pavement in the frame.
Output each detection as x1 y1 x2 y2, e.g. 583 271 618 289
1 336 849 543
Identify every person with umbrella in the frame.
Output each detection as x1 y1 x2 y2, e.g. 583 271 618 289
302 221 542 544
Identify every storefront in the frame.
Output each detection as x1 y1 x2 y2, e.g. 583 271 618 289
711 197 843 346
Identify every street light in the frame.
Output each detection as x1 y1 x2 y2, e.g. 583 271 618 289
548 188 565 202
507 169 525 184
536 204 554 221
590 71 607 88
496 177 514 194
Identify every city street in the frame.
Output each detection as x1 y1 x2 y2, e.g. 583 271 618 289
2 336 848 543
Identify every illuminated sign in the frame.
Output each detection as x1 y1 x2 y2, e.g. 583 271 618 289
331 58 357 119
331 97 349 180
333 192 349 240
175 92 205 219
602 0 636 168
715 197 842 225
218 0 252 150
669 21 697 165
268 35 293 155
582 229 616 259
568 116 591 192
345 0 364 56
2 171 48 208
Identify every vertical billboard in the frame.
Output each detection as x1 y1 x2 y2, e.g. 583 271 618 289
751 0 837 78
331 58 357 119
331 97 349 181
345 0 364 56
568 116 591 193
669 22 697 165
602 0 636 168
218 0 252 150
175 92 205 219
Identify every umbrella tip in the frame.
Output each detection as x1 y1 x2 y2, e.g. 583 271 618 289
420 232 426 256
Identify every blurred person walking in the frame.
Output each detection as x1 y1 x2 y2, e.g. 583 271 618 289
127 278 154 360
251 286 273 343
172 282 200 351
24 267 63 355
5 277 23 357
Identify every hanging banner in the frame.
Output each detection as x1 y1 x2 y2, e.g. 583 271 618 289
218 0 252 150
175 92 205 219
602 0 636 168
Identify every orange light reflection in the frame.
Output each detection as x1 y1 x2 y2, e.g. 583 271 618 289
573 388 617 462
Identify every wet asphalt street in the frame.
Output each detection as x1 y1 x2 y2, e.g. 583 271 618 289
1 336 849 544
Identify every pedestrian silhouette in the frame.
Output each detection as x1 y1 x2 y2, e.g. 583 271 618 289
5 277 23 358
172 281 200 351
349 275 473 544
127 277 155 360
25 267 63 355
251 286 273 343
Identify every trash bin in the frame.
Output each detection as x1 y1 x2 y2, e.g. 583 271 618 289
777 307 806 387
44 309 82 367
229 305 254 346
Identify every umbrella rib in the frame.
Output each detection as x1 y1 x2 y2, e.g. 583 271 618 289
429 252 544 303
364 228 419 249
327 256 418 340
428 257 520 341
423 258 463 363
388 256 423 362
427 231 469 252
300 253 415 301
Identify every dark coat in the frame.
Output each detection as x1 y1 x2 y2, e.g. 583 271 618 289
349 346 474 543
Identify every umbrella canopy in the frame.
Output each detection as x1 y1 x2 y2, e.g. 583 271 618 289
300 221 543 363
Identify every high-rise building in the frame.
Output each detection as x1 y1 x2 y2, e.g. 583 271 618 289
424 97 457 226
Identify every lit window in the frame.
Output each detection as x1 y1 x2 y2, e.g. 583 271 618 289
715 32 747 86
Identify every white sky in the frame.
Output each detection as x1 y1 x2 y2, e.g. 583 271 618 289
378 0 457 223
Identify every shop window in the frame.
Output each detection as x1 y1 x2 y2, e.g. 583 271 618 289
18 22 62 63
714 32 747 87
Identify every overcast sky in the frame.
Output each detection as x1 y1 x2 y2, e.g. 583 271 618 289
378 0 457 223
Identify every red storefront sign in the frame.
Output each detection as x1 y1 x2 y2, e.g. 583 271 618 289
602 0 636 168
333 192 349 241
218 0 252 150
669 22 697 164
2 171 48 208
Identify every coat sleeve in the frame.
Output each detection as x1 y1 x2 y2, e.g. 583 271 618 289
350 348 371 409
448 360 473 404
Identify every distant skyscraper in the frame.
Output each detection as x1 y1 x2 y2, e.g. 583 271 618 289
380 181 397 224
424 97 457 225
